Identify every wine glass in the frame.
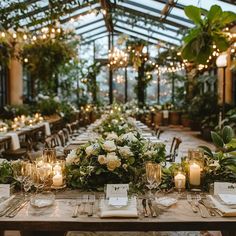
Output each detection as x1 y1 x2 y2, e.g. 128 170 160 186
13 160 29 194
22 163 34 197
145 162 156 199
153 164 162 193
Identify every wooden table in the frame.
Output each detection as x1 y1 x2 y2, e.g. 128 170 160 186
0 191 236 236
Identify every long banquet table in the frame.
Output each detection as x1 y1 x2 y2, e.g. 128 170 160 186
0 191 236 236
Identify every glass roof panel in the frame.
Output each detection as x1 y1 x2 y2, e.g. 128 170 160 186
76 21 105 34
115 22 180 45
114 27 160 45
114 14 182 39
79 27 107 38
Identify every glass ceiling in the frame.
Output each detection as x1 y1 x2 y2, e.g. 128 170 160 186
0 0 235 48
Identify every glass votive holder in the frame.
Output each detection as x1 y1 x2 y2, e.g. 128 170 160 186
174 171 186 193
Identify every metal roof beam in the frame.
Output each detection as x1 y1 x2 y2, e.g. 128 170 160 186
113 3 188 29
123 0 192 25
115 25 178 46
77 25 106 35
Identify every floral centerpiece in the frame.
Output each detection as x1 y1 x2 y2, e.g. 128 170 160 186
66 131 166 191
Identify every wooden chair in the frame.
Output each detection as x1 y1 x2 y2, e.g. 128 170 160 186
154 126 163 139
1 134 32 161
165 137 182 163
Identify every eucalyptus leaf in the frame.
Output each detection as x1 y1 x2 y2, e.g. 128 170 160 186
222 126 234 144
211 131 224 148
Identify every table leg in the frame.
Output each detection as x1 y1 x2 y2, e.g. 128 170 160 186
20 231 67 236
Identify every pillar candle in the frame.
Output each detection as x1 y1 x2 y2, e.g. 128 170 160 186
189 163 201 186
53 173 63 187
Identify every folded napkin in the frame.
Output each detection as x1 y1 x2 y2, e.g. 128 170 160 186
43 122 51 136
218 194 236 205
7 132 20 150
208 195 236 216
100 197 138 218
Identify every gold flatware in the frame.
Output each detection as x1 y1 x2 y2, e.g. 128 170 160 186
6 199 28 218
142 199 148 217
198 199 216 216
72 201 81 218
187 194 198 213
147 199 157 217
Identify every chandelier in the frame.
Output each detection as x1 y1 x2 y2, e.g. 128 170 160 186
108 47 128 70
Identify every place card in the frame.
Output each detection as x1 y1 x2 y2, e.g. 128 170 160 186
106 184 129 198
214 182 236 195
108 197 128 207
0 184 10 198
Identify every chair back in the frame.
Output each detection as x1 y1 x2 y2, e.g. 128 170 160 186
169 137 182 162
58 130 66 147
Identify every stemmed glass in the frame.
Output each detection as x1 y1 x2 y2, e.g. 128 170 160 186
145 162 156 199
153 164 162 193
145 162 162 199
13 161 30 195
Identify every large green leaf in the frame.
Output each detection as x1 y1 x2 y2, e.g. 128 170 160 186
213 34 230 51
184 5 202 25
183 28 201 43
211 131 224 148
195 45 212 64
181 41 196 61
207 5 222 23
221 11 236 25
199 145 214 158
222 126 234 144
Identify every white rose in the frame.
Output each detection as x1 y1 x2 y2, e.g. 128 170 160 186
106 152 121 171
98 155 107 165
66 150 78 164
103 140 116 152
85 143 99 156
111 119 119 124
106 132 118 141
118 146 133 158
121 132 138 142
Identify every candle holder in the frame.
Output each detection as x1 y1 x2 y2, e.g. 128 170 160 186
174 171 186 193
188 148 204 191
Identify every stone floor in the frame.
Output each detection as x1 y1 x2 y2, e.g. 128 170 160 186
4 126 216 236
159 126 214 163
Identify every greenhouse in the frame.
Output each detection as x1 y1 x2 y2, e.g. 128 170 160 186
0 0 236 235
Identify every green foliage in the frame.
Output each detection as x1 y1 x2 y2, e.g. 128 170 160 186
0 161 14 184
0 38 11 66
2 104 31 119
21 31 78 94
182 5 236 64
200 126 236 190
37 96 60 116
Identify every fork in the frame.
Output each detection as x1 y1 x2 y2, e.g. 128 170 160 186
187 194 198 213
194 195 207 218
197 195 216 217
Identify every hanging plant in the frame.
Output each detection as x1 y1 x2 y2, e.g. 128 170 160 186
20 30 78 94
181 5 236 64
0 36 12 66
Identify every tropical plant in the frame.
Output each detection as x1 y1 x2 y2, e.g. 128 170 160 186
182 5 236 64
199 126 236 190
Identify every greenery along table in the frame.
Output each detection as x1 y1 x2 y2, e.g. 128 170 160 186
0 191 236 236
